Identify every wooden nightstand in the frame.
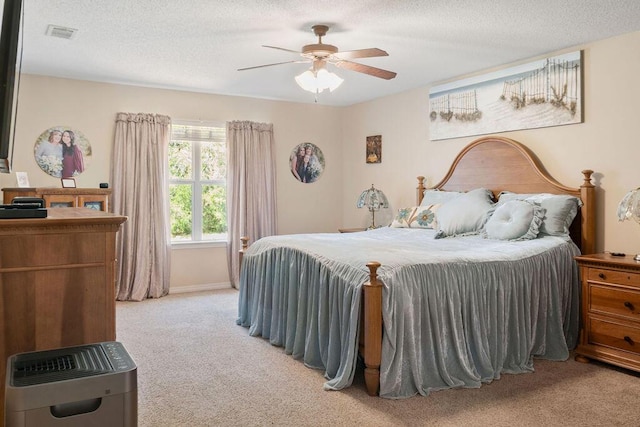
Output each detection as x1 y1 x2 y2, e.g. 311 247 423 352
338 227 367 233
574 253 640 373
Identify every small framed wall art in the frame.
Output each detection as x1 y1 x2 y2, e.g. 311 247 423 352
366 135 381 163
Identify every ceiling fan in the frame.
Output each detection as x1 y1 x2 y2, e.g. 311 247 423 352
238 25 397 92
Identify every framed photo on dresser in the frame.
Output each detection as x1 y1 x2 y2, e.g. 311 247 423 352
61 178 76 188
15 171 29 188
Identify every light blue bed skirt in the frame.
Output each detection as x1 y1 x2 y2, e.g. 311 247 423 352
237 228 580 398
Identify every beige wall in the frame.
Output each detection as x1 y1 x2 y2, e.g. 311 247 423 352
0 77 344 291
343 30 640 257
2 30 639 292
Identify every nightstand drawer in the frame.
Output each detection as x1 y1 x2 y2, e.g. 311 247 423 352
588 268 640 287
590 284 640 320
589 317 640 354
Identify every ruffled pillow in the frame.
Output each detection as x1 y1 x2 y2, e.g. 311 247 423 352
497 192 582 237
482 200 545 241
390 204 440 229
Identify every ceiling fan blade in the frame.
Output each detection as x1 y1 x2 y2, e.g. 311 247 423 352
333 60 397 80
237 60 308 71
262 45 300 54
332 48 388 60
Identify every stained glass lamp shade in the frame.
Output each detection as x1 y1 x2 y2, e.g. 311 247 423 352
617 187 640 260
357 184 389 229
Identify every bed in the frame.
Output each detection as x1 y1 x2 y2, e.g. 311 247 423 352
237 136 596 398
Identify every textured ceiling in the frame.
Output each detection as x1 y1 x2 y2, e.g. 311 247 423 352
13 0 640 106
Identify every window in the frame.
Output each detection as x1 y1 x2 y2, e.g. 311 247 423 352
169 122 227 243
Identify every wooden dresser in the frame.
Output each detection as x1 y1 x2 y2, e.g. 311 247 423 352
0 208 127 418
2 187 112 212
574 253 640 372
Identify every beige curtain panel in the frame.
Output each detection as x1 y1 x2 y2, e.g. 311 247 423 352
112 112 172 301
227 120 278 288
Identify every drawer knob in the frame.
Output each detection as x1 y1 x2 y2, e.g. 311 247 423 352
598 272 606 279
624 301 635 310
624 336 634 345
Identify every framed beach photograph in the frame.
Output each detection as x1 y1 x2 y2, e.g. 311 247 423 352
429 50 583 140
61 178 76 188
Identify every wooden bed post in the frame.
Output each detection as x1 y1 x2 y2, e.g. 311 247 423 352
362 261 382 396
580 170 595 255
239 236 249 275
416 176 426 205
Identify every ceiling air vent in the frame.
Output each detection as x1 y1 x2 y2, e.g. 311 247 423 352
45 25 77 40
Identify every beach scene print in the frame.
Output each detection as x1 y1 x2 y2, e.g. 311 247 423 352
429 51 582 140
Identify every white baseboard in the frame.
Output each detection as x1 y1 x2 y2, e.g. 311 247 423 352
169 282 233 294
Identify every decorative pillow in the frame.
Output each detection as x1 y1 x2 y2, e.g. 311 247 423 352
497 192 582 237
390 204 440 229
434 188 495 238
482 200 545 241
420 189 463 206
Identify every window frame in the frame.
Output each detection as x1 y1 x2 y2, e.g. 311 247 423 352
169 120 227 246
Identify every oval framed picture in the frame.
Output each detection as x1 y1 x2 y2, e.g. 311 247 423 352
33 126 92 178
289 142 325 183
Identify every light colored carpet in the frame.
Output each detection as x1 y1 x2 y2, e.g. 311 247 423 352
116 289 640 427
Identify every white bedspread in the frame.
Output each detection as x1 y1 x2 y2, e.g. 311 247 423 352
237 227 580 398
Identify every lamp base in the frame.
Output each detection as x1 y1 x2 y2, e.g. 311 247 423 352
367 209 378 230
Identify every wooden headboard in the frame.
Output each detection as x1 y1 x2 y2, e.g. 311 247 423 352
416 136 595 254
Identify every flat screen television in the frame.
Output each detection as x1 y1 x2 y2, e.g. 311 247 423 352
0 0 23 174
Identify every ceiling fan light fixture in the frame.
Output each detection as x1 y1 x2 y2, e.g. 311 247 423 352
295 68 344 93
319 68 344 92
294 69 317 92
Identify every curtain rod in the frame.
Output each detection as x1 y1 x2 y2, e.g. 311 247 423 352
172 118 225 127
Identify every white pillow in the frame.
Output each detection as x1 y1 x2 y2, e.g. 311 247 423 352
483 200 545 241
435 188 495 238
497 192 582 237
420 190 463 206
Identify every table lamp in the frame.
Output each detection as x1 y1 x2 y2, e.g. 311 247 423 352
617 187 640 260
357 184 389 229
